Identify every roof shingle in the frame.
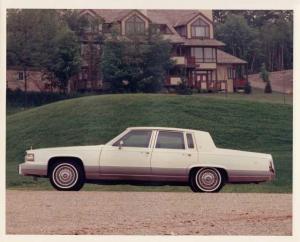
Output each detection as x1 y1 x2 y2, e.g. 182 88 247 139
217 50 247 64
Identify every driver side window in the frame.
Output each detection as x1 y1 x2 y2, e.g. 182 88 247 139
113 130 152 148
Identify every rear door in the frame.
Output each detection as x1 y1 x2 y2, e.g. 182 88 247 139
150 130 198 181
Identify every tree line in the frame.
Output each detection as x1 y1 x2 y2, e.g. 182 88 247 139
7 9 172 94
7 10 293 95
213 10 293 73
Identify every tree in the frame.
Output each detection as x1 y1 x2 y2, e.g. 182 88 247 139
260 18 293 71
213 10 293 73
214 14 261 74
260 63 272 93
50 29 81 93
7 9 81 95
7 10 42 104
102 29 173 93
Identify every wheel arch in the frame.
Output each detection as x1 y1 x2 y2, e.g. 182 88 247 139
47 156 85 177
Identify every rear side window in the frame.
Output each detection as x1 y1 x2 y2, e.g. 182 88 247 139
186 133 195 149
156 131 185 149
113 130 152 148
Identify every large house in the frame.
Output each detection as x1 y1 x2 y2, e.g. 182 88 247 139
73 9 248 93
7 9 248 93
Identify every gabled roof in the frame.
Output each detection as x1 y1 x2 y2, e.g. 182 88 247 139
80 9 213 26
217 50 247 64
92 9 131 22
174 12 213 27
78 10 228 47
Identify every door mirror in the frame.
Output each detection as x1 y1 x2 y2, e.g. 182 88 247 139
118 140 124 149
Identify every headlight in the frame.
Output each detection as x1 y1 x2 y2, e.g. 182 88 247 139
25 153 34 162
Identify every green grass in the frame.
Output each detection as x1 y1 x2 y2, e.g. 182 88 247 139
199 88 293 105
6 93 292 193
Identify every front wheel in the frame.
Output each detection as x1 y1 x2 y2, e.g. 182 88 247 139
50 161 85 191
190 167 223 192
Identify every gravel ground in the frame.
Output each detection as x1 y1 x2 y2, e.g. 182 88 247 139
6 190 292 235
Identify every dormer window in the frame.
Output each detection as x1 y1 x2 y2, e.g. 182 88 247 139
191 18 209 38
125 15 145 35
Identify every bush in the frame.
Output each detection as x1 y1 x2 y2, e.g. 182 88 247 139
138 76 162 93
6 89 81 108
244 82 252 94
176 81 192 95
264 81 272 93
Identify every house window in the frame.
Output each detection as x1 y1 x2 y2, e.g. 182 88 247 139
191 47 216 63
125 15 145 35
227 67 236 79
191 18 209 38
18 72 24 80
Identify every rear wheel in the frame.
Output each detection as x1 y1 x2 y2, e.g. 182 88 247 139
189 167 223 192
50 161 85 191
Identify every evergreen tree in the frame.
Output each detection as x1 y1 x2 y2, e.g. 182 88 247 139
102 30 173 93
260 63 272 93
7 9 81 94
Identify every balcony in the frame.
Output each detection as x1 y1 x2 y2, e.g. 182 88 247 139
171 56 187 66
187 57 216 69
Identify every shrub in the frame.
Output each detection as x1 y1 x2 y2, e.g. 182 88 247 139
264 81 272 93
138 76 162 93
244 82 252 94
6 89 81 108
176 79 192 95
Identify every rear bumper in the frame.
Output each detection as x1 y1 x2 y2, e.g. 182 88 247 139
19 162 47 177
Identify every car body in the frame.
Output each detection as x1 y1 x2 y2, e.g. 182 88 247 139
19 127 275 192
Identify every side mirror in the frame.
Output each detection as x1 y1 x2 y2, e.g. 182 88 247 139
118 140 124 149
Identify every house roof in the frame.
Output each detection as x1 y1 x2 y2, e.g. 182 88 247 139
217 50 247 64
82 9 225 45
83 9 213 26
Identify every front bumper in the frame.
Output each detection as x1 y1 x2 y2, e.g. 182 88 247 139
19 162 48 177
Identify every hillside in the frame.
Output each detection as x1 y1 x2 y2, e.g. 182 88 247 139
6 94 292 192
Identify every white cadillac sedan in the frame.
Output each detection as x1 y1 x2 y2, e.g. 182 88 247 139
19 127 275 192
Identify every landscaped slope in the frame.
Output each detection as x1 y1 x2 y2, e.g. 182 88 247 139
6 94 292 192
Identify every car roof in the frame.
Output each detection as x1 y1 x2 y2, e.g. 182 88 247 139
127 126 207 133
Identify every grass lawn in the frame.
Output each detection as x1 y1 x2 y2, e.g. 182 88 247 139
6 93 292 192
199 88 293 105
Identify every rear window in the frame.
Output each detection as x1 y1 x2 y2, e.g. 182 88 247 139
156 131 185 149
186 133 195 149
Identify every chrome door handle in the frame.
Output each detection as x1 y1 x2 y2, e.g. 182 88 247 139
141 151 150 155
182 153 192 157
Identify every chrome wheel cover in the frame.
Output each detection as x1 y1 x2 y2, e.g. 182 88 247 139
52 163 78 189
195 168 221 192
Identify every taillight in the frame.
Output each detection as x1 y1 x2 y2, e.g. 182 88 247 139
269 161 275 173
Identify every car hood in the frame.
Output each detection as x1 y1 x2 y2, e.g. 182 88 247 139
215 148 272 160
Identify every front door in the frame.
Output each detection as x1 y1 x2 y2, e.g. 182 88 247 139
195 73 207 89
100 130 154 179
